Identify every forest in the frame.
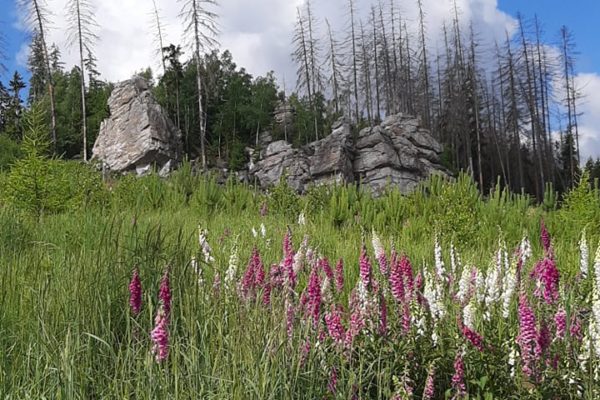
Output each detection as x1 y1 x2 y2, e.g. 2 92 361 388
1 0 600 195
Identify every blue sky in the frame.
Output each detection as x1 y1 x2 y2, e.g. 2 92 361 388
498 0 600 74
2 0 600 160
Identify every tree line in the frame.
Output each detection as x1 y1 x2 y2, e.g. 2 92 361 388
1 0 600 197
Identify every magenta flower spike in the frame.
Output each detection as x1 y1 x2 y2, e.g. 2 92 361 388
389 257 405 303
359 245 372 289
334 258 344 293
158 269 171 318
399 255 415 299
129 268 142 316
327 367 338 394
422 366 435 400
282 229 296 288
150 305 169 363
325 307 345 343
319 258 334 282
540 220 551 254
531 257 560 305
555 308 567 339
307 268 321 327
451 353 466 398
517 294 539 377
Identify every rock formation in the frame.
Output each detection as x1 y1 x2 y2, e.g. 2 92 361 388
92 76 183 173
249 113 448 195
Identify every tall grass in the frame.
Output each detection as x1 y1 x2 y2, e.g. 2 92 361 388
0 164 599 398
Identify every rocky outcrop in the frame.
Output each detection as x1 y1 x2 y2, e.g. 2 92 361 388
92 76 183 173
249 113 448 195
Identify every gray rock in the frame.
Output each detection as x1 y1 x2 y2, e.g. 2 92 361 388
92 76 183 172
310 122 354 184
248 112 449 195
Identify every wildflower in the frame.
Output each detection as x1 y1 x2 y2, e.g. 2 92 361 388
401 302 411 334
345 295 365 347
334 258 344 293
292 235 309 276
325 307 345 343
282 229 296 288
262 282 271 306
451 352 466 398
501 261 517 318
423 269 445 321
198 227 215 263
254 254 265 287
298 212 306 226
517 294 538 377
327 367 338 394
372 230 388 276
462 325 485 352
540 220 551 254
241 247 263 299
422 365 435 400
129 268 142 316
508 345 517 378
580 230 589 278
300 339 310 366
251 227 258 238
319 258 334 282
450 242 458 276
399 255 415 300
150 306 169 363
434 235 445 281
555 308 567 339
285 299 295 340
307 268 321 326
224 242 239 289
456 266 472 304
531 257 560 305
159 269 171 318
389 256 405 303
517 236 532 273
463 300 475 331
260 223 267 238
212 273 221 294
570 313 583 341
260 201 268 217
191 256 204 285
359 245 372 288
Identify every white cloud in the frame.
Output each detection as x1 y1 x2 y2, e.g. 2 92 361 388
574 73 600 161
13 0 517 85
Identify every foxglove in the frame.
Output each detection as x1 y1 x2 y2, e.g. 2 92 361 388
129 268 142 315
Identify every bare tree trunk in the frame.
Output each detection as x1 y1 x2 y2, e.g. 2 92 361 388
348 0 359 123
32 0 57 152
371 7 381 122
74 0 89 161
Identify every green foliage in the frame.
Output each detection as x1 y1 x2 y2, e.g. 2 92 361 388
0 134 23 171
267 174 301 219
2 104 107 215
559 170 600 233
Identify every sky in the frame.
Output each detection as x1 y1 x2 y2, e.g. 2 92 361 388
1 0 600 161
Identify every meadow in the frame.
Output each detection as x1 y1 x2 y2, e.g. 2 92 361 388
1 164 600 399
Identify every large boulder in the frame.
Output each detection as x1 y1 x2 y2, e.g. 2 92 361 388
249 113 449 195
92 76 183 173
309 122 354 185
251 141 311 192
